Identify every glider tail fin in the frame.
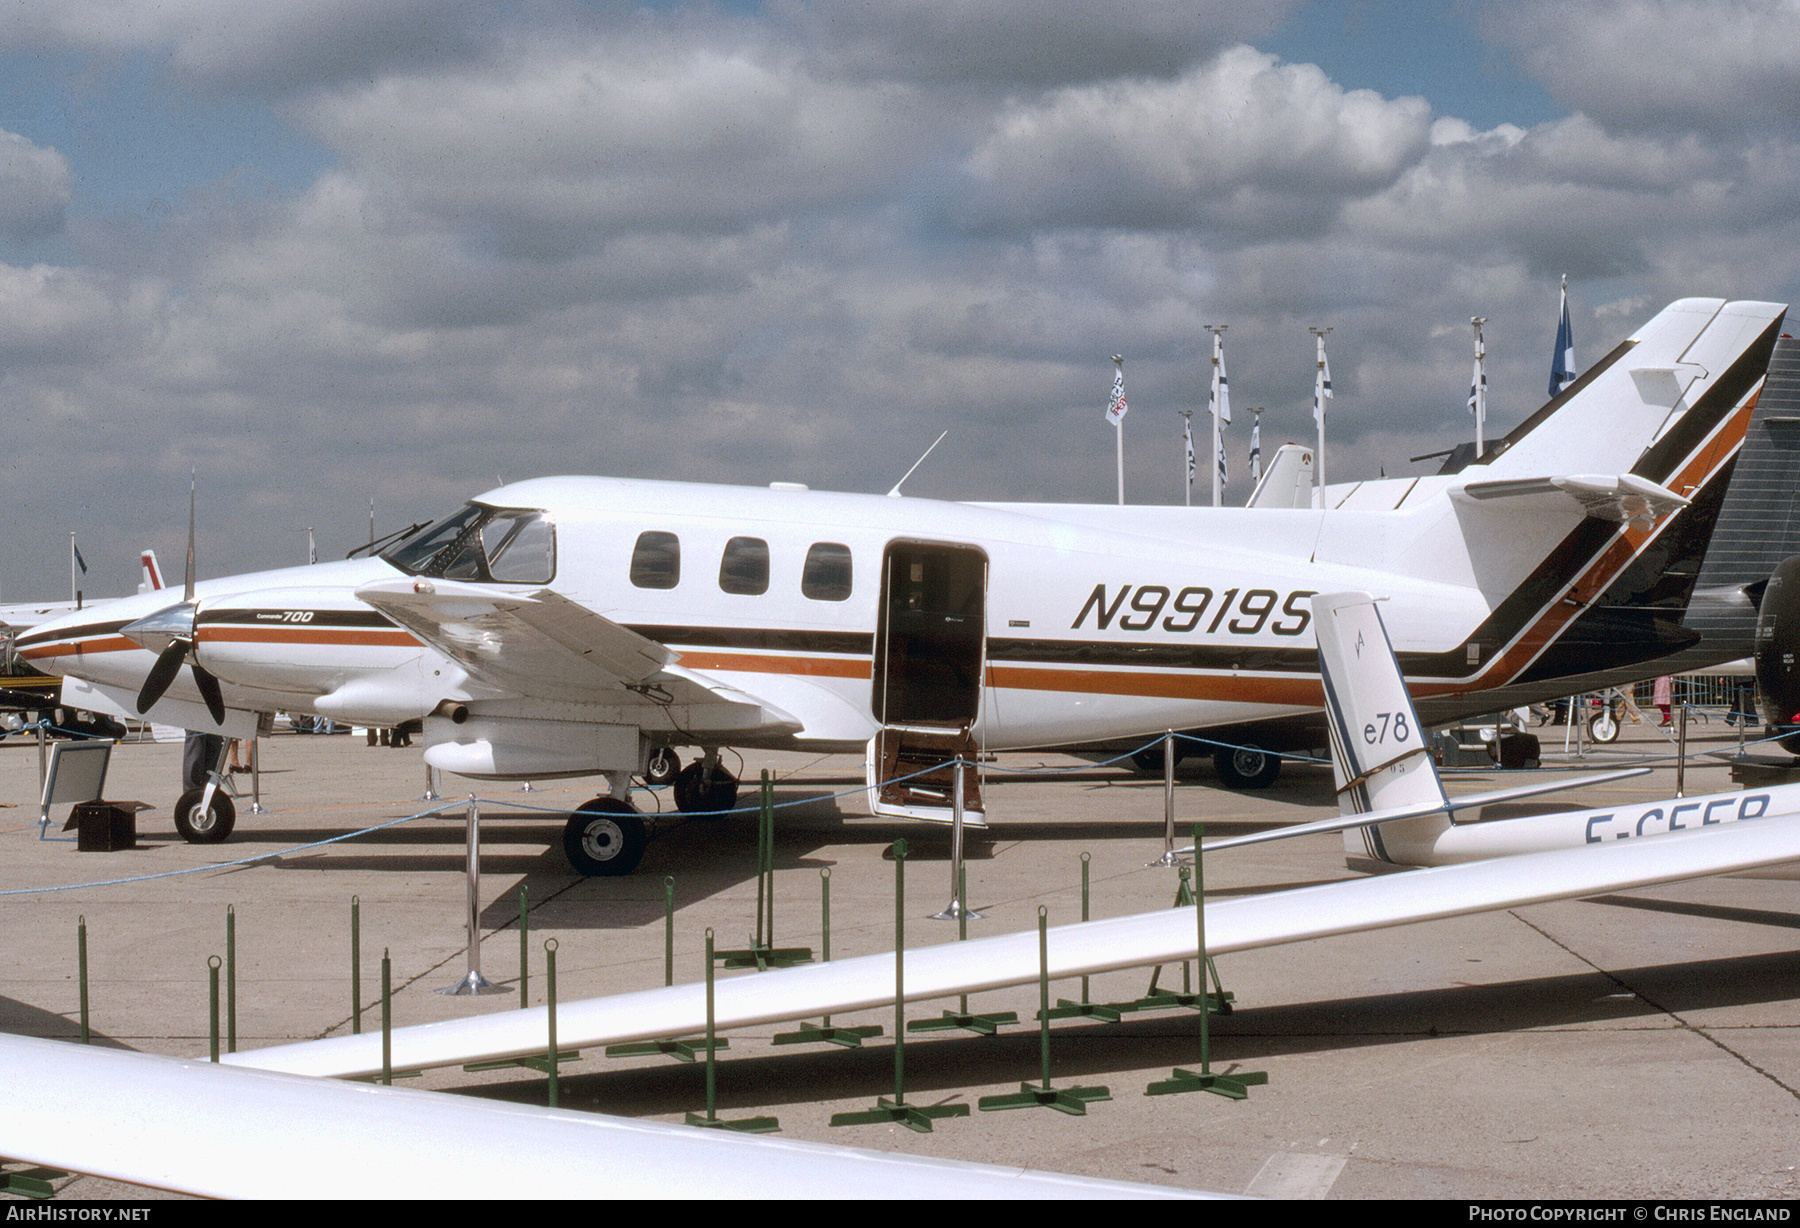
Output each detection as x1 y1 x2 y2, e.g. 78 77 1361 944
1313 592 1451 862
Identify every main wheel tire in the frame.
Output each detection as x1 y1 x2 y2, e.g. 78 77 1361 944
644 746 681 787
1589 711 1619 743
563 798 647 877
173 788 237 844
1129 743 1184 774
672 761 739 816
1213 744 1281 790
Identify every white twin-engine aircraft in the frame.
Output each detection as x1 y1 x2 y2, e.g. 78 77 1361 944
15 297 1793 876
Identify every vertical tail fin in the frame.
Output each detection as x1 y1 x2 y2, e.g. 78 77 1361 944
1314 592 1449 818
140 550 165 594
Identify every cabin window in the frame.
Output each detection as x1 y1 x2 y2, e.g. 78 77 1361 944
630 531 681 589
719 537 770 596
803 542 853 601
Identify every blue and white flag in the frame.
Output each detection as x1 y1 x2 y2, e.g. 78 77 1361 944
1249 412 1262 484
1549 277 1575 397
1105 365 1127 426
72 542 87 574
1183 413 1195 490
1313 349 1332 427
1211 352 1231 426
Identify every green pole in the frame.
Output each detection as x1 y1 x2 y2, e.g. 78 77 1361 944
77 915 89 1045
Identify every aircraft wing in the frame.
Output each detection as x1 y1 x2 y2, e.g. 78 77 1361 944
2 1034 1206 1200
228 818 1800 1081
354 578 800 731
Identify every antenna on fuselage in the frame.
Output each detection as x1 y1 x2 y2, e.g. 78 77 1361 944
887 430 948 498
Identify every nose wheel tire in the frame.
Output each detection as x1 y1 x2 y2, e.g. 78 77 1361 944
173 788 237 844
644 746 681 787
1213 745 1281 790
563 797 647 877
1588 711 1620 743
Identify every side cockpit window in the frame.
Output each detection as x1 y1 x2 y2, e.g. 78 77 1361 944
383 504 554 584
631 531 681 589
719 537 770 595
802 542 852 601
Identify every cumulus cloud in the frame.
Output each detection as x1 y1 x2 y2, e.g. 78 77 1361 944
784 0 1299 85
297 33 945 256
958 47 1432 237
0 0 494 96
0 129 72 242
1491 0 1800 136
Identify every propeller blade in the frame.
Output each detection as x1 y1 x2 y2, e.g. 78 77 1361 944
184 471 197 604
137 639 191 714
192 663 226 726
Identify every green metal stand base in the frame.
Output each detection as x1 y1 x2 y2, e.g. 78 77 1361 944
1145 1066 1268 1099
605 1037 728 1062
464 1049 580 1074
978 1081 1111 1116
685 1111 781 1133
0 1161 63 1199
830 1097 971 1133
714 945 813 971
906 1008 1018 1036
772 1021 883 1048
1043 998 1122 1022
1116 989 1233 1016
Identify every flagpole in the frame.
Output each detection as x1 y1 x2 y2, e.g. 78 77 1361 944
1181 410 1194 506
1248 407 1263 491
69 532 77 608
1310 327 1332 507
1204 325 1227 507
1471 317 1488 459
1110 355 1126 505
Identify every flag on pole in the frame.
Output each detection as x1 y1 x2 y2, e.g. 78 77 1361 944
72 542 88 574
1550 276 1575 397
1211 351 1231 426
1313 349 1332 427
1217 440 1228 493
1209 332 1230 499
1249 411 1262 484
1183 413 1195 492
1105 364 1127 425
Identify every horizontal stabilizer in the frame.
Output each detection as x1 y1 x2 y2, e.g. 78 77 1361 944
1452 473 1688 527
227 820 1800 1081
1196 766 1653 853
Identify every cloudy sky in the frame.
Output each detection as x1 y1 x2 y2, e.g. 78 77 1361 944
5 0 1800 597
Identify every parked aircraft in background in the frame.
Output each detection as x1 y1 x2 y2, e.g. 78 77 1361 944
1202 592 1800 867
14 299 1799 876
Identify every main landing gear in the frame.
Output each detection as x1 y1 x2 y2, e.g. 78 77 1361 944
1212 743 1282 790
563 797 648 877
671 759 739 816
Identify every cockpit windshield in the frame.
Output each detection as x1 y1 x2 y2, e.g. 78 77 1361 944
381 503 556 583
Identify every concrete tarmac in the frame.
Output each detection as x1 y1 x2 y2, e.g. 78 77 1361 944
2 714 1796 1200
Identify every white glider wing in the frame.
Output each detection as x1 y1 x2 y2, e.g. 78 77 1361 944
2 1034 1205 1200
355 577 801 731
229 819 1800 1081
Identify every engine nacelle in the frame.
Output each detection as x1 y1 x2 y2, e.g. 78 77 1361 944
1753 555 1800 754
